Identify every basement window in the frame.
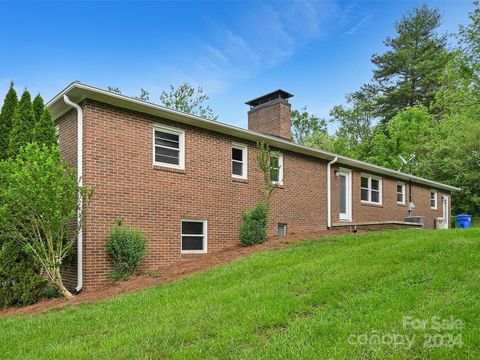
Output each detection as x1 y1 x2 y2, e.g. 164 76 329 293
430 190 438 209
270 153 284 185
153 125 185 170
181 220 207 253
397 182 406 204
232 143 248 179
361 174 382 205
277 223 287 236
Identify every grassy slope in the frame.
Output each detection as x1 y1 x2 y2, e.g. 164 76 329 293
1 229 479 359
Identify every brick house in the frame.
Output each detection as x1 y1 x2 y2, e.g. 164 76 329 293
47 82 459 290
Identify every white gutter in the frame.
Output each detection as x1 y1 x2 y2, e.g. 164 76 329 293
63 95 83 293
327 156 338 229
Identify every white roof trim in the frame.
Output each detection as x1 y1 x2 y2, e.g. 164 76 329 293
47 82 460 192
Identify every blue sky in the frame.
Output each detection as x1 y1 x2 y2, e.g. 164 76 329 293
0 0 473 132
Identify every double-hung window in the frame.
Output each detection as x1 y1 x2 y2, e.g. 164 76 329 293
430 190 438 209
153 125 185 169
232 143 247 179
181 220 207 253
397 182 406 204
360 174 382 204
270 153 284 185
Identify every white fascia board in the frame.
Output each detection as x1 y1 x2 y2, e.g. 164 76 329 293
47 82 461 192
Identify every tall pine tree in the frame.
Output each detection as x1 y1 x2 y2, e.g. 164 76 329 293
0 82 18 159
32 94 44 123
8 90 35 158
372 5 451 122
32 108 57 147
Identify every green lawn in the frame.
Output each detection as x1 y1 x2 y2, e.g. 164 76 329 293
1 229 480 359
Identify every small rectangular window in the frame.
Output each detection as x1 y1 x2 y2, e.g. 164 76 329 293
181 220 207 253
270 153 284 185
232 143 247 179
360 175 382 204
153 125 185 169
277 223 287 236
397 182 405 204
430 190 438 209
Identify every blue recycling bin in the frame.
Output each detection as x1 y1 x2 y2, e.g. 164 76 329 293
456 214 472 229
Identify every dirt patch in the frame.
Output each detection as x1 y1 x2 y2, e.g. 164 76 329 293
0 230 350 317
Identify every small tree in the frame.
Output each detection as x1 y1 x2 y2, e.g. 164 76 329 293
256 142 280 205
0 82 18 159
0 143 91 298
239 143 279 246
32 108 57 147
8 90 35 158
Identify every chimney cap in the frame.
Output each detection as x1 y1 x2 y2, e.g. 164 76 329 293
245 89 294 107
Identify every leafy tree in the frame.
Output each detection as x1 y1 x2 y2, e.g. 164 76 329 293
459 1 480 77
0 82 17 159
8 89 35 158
329 85 378 158
291 106 328 144
372 4 451 122
0 144 92 299
159 82 217 120
32 93 44 123
366 106 432 170
33 108 57 147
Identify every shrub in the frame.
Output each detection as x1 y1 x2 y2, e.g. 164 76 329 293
239 202 269 246
106 223 147 281
0 241 47 308
0 144 91 299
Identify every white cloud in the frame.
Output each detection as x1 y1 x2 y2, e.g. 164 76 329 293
146 1 339 95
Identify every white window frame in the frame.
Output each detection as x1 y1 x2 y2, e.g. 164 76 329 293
430 190 438 210
270 153 284 185
180 219 207 254
360 174 383 205
231 143 248 180
397 182 406 204
152 124 185 170
338 168 352 221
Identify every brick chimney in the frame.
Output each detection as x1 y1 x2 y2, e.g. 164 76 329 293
246 89 293 140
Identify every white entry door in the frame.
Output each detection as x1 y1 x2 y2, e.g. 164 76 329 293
339 169 352 221
442 195 449 229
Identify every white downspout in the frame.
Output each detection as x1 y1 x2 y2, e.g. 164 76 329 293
327 156 338 229
63 95 83 293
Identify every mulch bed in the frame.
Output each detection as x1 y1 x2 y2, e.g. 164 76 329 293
0 230 350 317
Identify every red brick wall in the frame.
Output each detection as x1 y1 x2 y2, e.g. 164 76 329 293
57 100 451 289
248 99 292 139
330 165 451 229
79 100 327 288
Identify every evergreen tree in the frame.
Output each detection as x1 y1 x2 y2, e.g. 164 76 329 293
0 82 18 159
32 108 57 147
32 94 45 123
8 90 35 157
372 5 451 122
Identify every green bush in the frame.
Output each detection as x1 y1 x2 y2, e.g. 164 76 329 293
0 241 47 308
106 223 147 281
239 202 269 246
